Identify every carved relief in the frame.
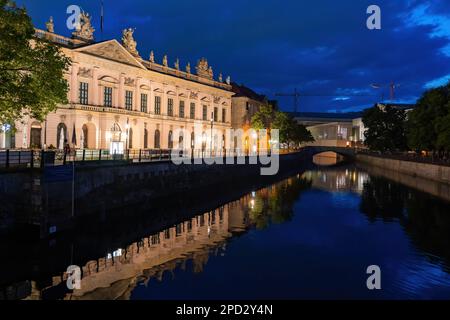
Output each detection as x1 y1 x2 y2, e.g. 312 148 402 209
124 77 136 86
87 114 93 122
213 96 221 104
190 91 198 99
78 67 93 78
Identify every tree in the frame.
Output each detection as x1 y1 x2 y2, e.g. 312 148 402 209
362 105 408 152
251 104 275 131
291 122 314 146
407 82 450 153
0 0 70 125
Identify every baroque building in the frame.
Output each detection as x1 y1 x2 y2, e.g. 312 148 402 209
5 13 233 153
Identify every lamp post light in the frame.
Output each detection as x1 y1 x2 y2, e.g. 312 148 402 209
210 112 214 157
125 117 130 158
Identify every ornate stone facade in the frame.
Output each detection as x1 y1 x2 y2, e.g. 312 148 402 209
9 15 234 153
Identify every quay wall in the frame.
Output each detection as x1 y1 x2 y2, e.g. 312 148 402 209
356 154 450 185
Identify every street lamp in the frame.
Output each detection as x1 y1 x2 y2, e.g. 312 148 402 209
210 111 214 157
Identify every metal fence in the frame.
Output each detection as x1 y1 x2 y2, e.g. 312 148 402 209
0 148 261 170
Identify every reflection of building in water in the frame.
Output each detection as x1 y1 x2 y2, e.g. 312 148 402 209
303 168 369 194
24 202 249 300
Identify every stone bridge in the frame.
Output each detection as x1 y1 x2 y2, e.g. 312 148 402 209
301 146 357 159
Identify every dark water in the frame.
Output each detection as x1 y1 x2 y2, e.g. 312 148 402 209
3 165 450 300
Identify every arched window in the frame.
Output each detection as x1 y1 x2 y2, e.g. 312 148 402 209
179 134 184 149
168 130 173 149
128 127 133 149
56 123 68 149
154 129 160 148
144 129 148 149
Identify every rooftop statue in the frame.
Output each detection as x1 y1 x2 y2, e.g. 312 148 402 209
122 28 139 57
163 55 168 67
149 50 155 63
46 16 54 33
72 11 95 41
186 63 191 74
196 58 213 79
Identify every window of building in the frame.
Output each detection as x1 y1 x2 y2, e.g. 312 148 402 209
168 98 174 116
190 103 195 119
164 229 170 239
154 129 160 148
79 82 89 105
104 87 112 107
128 127 133 149
202 105 208 121
144 128 148 149
141 93 148 113
179 101 185 118
168 130 173 149
155 96 161 115
214 107 218 122
125 90 133 110
222 108 226 123
246 102 250 111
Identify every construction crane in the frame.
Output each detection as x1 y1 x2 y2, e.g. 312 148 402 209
275 88 376 113
370 82 400 101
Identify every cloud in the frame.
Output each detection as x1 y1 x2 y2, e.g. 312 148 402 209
17 0 450 112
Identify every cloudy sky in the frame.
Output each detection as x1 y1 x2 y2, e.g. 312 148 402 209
16 0 450 113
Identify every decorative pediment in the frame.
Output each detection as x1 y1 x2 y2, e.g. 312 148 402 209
167 90 176 96
153 87 163 93
200 96 211 102
140 84 151 90
222 101 229 106
75 40 146 70
179 92 188 98
98 75 119 84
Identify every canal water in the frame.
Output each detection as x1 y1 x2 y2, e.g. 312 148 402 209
2 164 450 300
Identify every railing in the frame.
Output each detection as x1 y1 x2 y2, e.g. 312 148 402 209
356 150 450 167
0 148 268 170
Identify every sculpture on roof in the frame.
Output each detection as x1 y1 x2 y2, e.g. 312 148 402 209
149 50 155 63
163 55 168 67
174 58 180 70
46 16 54 33
72 11 95 41
218 73 223 82
226 76 231 85
196 58 214 79
186 63 191 74
122 28 139 57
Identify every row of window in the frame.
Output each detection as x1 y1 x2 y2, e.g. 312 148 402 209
132 129 225 150
79 82 227 122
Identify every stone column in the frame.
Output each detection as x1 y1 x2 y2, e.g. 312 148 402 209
70 63 79 103
92 66 100 106
119 73 125 108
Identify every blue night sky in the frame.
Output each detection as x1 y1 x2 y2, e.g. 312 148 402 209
16 0 450 113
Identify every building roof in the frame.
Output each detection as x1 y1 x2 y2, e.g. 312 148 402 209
289 112 363 120
34 28 232 92
231 82 267 103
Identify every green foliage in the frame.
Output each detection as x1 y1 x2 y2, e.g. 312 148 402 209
251 104 275 130
252 106 314 148
362 105 408 152
407 82 450 152
0 0 70 125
